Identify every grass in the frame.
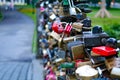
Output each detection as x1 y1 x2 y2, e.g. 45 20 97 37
87 7 120 40
18 5 38 54
87 7 120 26
18 5 36 23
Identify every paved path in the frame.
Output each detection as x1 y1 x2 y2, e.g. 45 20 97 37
0 9 34 61
0 9 44 80
0 61 32 80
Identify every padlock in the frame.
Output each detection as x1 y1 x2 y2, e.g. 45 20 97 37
75 65 98 80
105 57 120 71
52 22 64 34
92 46 116 57
49 31 60 41
92 25 102 34
68 0 77 15
81 18 91 27
49 13 56 21
52 22 72 35
110 67 120 79
69 7 77 15
67 41 85 60
106 38 117 48
60 62 75 68
40 7 45 12
46 67 56 80
72 22 83 32
64 23 72 35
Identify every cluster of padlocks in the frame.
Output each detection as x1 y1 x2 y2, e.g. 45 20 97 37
36 0 120 80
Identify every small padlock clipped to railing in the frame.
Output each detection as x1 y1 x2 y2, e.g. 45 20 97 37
52 22 73 48
52 22 64 34
68 0 77 15
64 23 72 35
52 22 72 35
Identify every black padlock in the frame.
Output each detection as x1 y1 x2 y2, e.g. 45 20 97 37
106 38 117 48
92 25 102 34
81 18 91 27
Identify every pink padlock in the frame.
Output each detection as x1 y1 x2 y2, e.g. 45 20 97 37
46 67 56 80
40 7 45 12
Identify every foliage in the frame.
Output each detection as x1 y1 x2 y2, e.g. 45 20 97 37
103 24 120 39
32 26 37 54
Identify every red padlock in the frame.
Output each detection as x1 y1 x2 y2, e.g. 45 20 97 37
64 24 72 35
52 22 64 34
92 46 117 57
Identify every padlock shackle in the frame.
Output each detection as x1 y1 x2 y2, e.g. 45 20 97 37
68 0 72 8
71 0 75 7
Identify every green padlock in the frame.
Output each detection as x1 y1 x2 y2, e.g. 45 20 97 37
60 62 75 68
63 0 69 6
